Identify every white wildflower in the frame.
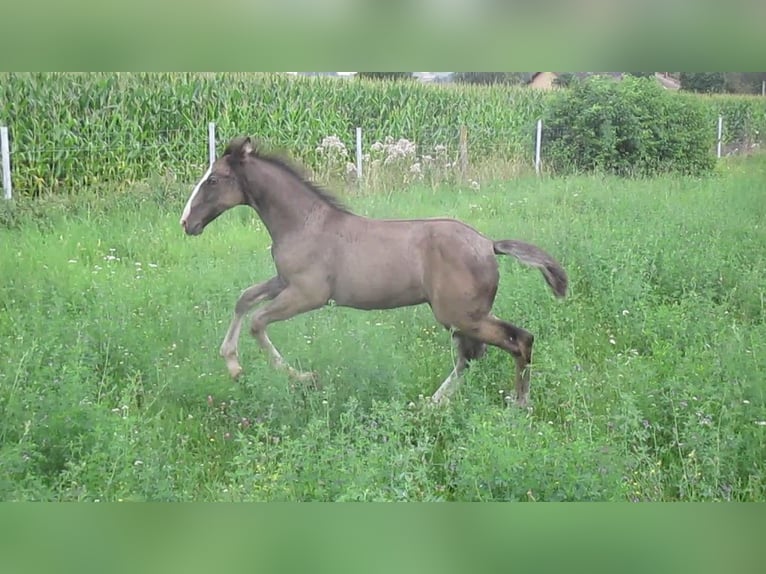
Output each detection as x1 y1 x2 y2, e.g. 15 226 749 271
317 135 347 155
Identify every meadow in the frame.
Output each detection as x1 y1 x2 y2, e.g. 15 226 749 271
1 154 765 501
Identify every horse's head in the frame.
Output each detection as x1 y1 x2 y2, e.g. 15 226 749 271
180 136 254 236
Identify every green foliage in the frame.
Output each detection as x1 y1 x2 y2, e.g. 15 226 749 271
0 72 547 197
452 72 532 85
680 72 766 95
1 155 765 501
543 75 717 176
1 73 764 198
553 73 575 87
355 72 414 81
701 94 766 149
723 72 766 95
680 72 727 94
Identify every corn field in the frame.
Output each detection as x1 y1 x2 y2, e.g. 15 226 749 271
1 72 764 197
0 72 547 197
701 93 766 150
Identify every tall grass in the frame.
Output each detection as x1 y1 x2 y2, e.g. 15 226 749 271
1 154 764 501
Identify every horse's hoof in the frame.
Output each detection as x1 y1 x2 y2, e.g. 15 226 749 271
224 359 243 379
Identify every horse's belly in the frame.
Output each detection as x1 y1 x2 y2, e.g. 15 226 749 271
331 266 426 310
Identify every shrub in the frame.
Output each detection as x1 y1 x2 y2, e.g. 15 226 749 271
543 75 716 177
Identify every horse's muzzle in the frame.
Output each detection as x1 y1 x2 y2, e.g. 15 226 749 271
181 219 202 236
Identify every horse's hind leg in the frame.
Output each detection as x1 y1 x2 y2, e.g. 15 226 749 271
463 316 535 407
219 276 284 379
249 284 327 381
431 332 487 404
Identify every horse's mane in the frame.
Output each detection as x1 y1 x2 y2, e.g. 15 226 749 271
248 145 353 214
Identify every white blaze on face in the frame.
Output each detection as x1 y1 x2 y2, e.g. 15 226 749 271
180 166 212 225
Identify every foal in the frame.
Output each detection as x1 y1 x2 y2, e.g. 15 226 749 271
180 136 567 406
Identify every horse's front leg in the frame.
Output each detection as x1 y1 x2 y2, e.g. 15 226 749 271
249 284 327 381
219 276 285 378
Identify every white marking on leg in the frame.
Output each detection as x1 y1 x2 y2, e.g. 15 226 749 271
220 315 245 377
431 360 466 404
180 166 212 224
256 330 314 380
220 279 282 368
220 314 244 357
253 329 285 365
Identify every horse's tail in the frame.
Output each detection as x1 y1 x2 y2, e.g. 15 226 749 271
493 239 568 298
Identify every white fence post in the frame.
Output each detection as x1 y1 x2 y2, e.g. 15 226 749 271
459 126 468 181
208 122 216 168
717 115 723 159
355 127 363 183
1 127 11 200
535 119 542 175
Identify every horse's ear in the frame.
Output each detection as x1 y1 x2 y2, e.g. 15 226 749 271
224 136 255 161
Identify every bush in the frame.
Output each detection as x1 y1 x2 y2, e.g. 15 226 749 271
543 76 716 177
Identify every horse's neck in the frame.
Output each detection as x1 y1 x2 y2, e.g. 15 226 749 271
251 169 329 241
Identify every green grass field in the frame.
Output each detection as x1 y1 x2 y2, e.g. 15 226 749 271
1 155 765 501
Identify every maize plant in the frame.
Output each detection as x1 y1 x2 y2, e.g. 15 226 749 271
0 72 548 196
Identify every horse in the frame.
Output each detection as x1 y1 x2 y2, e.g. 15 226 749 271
179 136 567 406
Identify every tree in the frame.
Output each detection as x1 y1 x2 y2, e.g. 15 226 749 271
679 72 726 94
553 73 576 87
723 72 766 94
356 72 414 81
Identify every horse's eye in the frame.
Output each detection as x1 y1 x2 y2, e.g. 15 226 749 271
207 175 218 185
